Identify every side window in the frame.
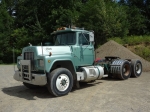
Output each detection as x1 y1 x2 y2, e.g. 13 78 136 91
79 33 89 45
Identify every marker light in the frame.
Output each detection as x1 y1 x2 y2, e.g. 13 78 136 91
49 52 52 56
57 27 66 31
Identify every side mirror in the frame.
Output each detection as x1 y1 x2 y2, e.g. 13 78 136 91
89 32 94 42
92 41 95 45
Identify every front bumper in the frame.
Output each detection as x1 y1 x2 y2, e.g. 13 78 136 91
14 60 47 86
14 70 47 86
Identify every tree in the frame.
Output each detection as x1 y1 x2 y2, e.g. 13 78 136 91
127 5 146 35
143 0 150 34
0 0 14 63
119 0 148 35
13 0 81 44
2 0 150 63
77 0 128 46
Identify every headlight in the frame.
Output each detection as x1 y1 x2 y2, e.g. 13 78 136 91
38 59 44 67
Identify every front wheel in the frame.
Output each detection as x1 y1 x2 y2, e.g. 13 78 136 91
47 68 73 96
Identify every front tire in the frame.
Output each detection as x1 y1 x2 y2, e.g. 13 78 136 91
47 68 73 96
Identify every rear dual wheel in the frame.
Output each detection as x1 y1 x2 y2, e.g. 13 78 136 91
131 59 142 77
117 59 142 80
47 68 73 97
117 60 131 80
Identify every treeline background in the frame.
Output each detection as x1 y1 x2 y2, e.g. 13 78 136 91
0 0 150 63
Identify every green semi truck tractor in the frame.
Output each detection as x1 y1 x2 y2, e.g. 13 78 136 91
14 27 142 96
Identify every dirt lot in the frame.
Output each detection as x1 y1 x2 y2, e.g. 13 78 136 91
0 65 150 112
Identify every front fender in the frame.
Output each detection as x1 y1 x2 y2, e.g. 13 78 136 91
44 54 76 73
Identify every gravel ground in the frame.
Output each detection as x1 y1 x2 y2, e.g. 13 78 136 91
0 65 150 112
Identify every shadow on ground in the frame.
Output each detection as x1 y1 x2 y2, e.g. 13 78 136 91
2 85 53 100
2 81 102 100
79 81 102 88
101 77 121 81
101 76 138 81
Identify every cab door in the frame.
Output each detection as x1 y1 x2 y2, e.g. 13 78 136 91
74 32 94 66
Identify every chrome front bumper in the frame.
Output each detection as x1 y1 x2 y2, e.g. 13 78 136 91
14 60 47 86
14 70 47 86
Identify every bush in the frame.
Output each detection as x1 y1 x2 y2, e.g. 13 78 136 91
110 35 150 45
108 37 124 44
123 36 143 45
134 46 150 61
143 36 150 44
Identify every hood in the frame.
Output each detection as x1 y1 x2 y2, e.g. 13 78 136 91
23 46 72 56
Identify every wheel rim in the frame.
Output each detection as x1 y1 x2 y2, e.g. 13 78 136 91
56 74 70 92
136 63 142 74
123 64 130 76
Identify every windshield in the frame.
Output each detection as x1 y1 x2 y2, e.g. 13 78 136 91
54 32 76 45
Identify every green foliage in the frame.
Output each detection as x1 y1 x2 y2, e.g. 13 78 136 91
123 36 143 45
109 36 150 45
15 0 81 33
108 37 124 44
11 27 30 48
143 36 150 43
134 46 150 62
77 0 128 46
119 0 150 35
0 0 14 63
127 6 146 35
1 0 150 63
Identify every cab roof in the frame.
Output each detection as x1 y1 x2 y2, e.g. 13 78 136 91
51 27 90 35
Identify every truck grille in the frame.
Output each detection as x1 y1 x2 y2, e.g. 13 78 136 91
24 52 35 70
24 52 34 60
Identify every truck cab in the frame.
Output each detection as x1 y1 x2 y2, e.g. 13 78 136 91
52 27 95 66
14 27 97 96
